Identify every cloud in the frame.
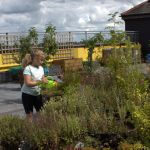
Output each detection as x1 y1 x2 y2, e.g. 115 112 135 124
0 0 146 32
0 0 44 14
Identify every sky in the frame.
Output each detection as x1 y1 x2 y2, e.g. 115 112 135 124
0 0 146 33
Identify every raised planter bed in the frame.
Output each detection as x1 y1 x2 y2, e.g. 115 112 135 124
52 58 83 72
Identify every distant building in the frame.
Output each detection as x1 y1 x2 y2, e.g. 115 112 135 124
121 0 150 59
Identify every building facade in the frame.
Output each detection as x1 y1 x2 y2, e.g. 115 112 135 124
121 0 150 59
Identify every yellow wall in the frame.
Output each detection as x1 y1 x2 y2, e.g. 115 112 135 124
0 63 19 72
72 46 113 61
0 54 2 66
72 47 102 61
0 46 112 72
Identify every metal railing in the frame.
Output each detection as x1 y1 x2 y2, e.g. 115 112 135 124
69 31 139 47
0 31 139 64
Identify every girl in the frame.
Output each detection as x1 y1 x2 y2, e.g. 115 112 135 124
21 50 48 121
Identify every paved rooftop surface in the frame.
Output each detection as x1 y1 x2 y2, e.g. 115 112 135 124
0 82 25 117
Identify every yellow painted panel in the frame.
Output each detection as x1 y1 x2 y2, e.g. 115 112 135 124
0 46 105 71
0 54 2 66
72 46 106 61
0 64 19 72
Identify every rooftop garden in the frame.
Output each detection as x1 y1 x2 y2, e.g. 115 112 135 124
0 12 149 150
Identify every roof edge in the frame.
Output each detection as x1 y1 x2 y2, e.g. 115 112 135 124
122 14 150 20
121 0 148 17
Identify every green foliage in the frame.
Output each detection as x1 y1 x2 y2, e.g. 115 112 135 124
14 27 38 63
105 12 125 47
62 72 81 89
83 32 104 71
118 141 149 150
28 27 38 45
43 24 58 57
40 88 88 147
0 115 25 149
103 27 149 147
13 24 57 64
84 136 99 148
25 117 59 150
105 30 126 47
1 64 149 149
133 102 150 147
58 115 85 144
106 12 123 31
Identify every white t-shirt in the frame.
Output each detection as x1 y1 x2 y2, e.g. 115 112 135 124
21 65 44 96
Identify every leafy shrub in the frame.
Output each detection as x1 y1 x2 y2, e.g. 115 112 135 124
13 24 57 65
133 102 150 147
118 141 149 150
0 115 25 149
41 85 88 148
58 115 85 145
63 71 81 87
25 119 59 150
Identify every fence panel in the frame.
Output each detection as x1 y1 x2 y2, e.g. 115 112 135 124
0 31 139 65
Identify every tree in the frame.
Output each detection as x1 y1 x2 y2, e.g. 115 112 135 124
43 24 58 58
105 12 126 47
13 27 38 63
83 32 104 71
13 24 58 64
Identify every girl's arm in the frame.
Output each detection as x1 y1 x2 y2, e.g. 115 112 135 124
24 75 41 87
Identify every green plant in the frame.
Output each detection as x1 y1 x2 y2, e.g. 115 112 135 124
106 12 123 31
133 102 150 147
41 83 107 147
13 27 38 63
105 12 125 47
13 24 58 65
63 71 81 87
40 86 88 148
83 32 104 72
25 119 59 150
84 136 99 148
59 115 85 145
103 21 150 147
43 24 58 57
0 115 25 149
118 141 149 150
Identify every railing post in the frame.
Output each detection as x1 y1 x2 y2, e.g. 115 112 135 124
85 31 87 41
6 33 9 49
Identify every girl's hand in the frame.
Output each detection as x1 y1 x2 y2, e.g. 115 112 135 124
42 77 48 84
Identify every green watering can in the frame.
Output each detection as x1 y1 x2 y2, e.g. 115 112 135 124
40 78 58 90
